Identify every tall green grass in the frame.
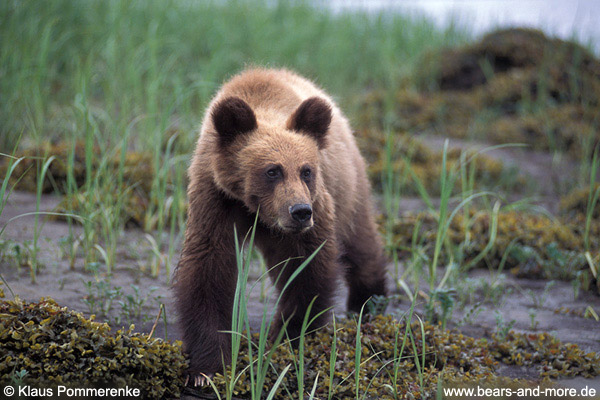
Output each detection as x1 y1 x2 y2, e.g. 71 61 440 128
202 217 325 399
0 0 469 276
584 146 600 251
1 0 469 150
0 152 25 296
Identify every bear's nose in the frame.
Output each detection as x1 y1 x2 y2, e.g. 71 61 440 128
290 203 312 223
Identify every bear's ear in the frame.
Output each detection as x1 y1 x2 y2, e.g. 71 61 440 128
211 96 258 147
287 97 332 148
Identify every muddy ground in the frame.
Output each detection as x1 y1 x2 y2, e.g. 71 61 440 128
1 135 599 395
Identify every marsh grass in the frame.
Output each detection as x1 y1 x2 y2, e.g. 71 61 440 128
0 152 84 282
0 153 25 228
31 156 55 282
379 137 575 328
0 0 469 281
0 152 25 297
0 0 469 147
382 128 409 293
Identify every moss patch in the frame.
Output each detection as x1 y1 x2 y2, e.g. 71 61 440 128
0 298 187 399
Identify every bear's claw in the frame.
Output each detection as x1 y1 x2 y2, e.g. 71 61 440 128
186 373 214 387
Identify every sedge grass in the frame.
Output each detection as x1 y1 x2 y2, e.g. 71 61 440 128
0 152 25 298
287 297 330 399
354 303 366 399
327 314 338 400
390 299 416 399
395 141 535 325
584 146 600 251
31 156 55 282
0 154 25 220
210 214 325 400
429 140 455 292
0 152 83 283
382 127 409 291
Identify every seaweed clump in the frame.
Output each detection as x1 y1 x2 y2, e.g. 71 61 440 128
0 141 183 227
0 141 154 194
0 298 187 399
416 28 600 94
385 210 600 293
560 183 600 219
358 29 600 157
356 130 515 195
199 315 599 399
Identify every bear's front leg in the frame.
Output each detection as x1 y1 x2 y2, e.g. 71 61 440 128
173 182 250 386
260 233 339 343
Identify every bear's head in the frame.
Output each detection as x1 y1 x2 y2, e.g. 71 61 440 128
210 96 332 233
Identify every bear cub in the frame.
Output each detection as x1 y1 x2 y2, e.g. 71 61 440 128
173 68 387 386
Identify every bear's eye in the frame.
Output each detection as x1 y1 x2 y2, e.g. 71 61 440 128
302 168 312 180
265 167 281 179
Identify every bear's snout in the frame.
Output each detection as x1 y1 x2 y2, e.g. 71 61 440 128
289 203 312 224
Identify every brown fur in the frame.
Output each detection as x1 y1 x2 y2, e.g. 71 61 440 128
173 68 387 379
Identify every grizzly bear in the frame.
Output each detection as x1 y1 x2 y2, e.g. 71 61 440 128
173 68 387 386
